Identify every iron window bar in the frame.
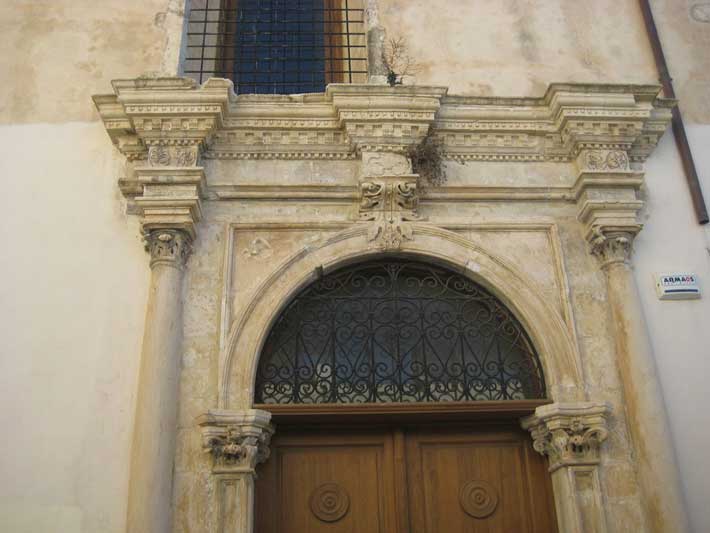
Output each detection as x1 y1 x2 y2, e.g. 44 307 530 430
255 260 547 405
185 0 367 94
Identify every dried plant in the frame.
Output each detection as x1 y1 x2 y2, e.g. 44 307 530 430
408 131 446 187
381 36 420 86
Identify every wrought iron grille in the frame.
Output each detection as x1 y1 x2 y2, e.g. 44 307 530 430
185 0 367 94
255 260 546 404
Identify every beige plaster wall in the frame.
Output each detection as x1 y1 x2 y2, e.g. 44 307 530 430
375 0 657 97
0 0 185 124
0 1 181 531
0 122 150 532
633 125 710 532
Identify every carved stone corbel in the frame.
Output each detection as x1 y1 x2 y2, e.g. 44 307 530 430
523 402 611 533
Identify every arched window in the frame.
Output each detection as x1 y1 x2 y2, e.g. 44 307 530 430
255 259 546 404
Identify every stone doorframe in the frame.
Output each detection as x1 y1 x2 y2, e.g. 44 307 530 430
197 402 611 533
196 224 608 533
93 79 688 532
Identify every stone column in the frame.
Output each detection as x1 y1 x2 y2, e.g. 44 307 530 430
199 410 274 533
126 230 192 533
590 230 689 533
523 402 610 533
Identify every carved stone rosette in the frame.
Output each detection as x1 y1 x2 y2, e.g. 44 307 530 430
147 143 200 167
144 229 193 269
522 402 610 472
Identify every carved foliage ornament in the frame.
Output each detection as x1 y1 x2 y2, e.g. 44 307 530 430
584 150 629 171
526 414 609 472
147 144 199 167
204 426 273 470
589 228 635 268
358 177 421 250
144 230 193 268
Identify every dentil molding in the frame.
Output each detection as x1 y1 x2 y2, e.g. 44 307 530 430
93 78 673 259
94 78 673 166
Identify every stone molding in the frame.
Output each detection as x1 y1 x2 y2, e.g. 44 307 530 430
522 402 611 472
144 229 193 269
94 79 673 166
198 409 274 473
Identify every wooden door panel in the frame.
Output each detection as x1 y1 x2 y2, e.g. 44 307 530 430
405 426 557 533
255 423 556 533
255 429 398 533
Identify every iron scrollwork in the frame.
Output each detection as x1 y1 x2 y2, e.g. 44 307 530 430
255 260 546 404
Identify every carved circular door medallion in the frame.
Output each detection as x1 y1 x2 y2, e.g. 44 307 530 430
309 483 350 522
459 480 499 519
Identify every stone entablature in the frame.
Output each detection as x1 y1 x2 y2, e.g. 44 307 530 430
94 78 673 167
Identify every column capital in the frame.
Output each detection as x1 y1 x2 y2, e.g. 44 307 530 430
198 409 275 473
522 402 611 472
144 229 193 269
589 228 638 268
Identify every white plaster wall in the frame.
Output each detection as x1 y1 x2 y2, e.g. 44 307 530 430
633 124 710 532
0 1 182 529
0 122 150 532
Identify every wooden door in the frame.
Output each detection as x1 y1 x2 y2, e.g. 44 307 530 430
255 423 556 533
405 425 557 533
255 428 400 533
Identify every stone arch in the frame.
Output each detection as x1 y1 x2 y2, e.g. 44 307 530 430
220 224 585 409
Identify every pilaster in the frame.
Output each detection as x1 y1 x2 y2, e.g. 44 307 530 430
199 410 274 533
574 141 689 531
523 402 611 533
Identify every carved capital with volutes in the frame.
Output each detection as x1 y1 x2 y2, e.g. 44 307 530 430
144 229 193 269
589 228 638 269
522 402 611 472
198 409 274 473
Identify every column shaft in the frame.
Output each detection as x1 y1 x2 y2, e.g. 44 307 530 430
127 231 191 533
604 260 688 533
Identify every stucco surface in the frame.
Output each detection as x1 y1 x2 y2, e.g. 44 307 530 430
634 125 710 532
0 125 149 533
376 0 658 96
0 0 185 124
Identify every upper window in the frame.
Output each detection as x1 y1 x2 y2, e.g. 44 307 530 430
185 0 367 94
255 259 546 404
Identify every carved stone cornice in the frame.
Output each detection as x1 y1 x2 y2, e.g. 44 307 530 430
94 79 673 165
328 84 447 153
198 409 274 473
93 77 231 162
144 229 193 269
522 402 611 472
